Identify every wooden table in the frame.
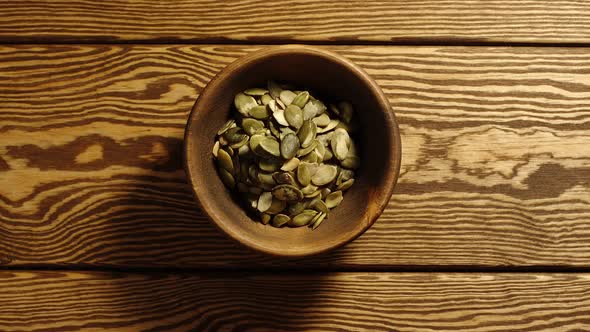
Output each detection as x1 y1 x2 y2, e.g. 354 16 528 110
1 1 590 331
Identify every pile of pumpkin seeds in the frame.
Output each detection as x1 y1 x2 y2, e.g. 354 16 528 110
212 81 359 230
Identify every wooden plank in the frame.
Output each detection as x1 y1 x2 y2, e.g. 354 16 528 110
1 45 589 268
1 1 590 44
1 271 589 331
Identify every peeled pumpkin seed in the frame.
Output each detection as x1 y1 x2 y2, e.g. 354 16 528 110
250 105 271 119
272 184 304 201
325 191 343 208
272 213 290 227
311 164 338 186
279 90 296 105
291 91 310 108
214 82 359 228
234 93 258 116
290 209 317 227
280 133 299 159
257 192 273 212
244 88 268 96
285 104 304 129
281 157 300 171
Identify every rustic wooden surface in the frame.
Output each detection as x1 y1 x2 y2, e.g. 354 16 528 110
1 271 589 331
2 1 590 44
2 1 590 329
1 45 589 268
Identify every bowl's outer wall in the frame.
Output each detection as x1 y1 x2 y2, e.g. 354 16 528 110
185 45 401 256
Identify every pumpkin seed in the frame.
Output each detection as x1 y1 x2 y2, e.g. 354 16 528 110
259 159 281 172
287 201 306 215
280 133 299 159
291 91 310 108
323 147 333 161
249 133 265 151
320 188 331 200
303 99 326 120
272 213 290 227
273 172 296 185
297 162 313 186
257 192 273 212
234 93 258 116
300 184 318 195
317 119 340 133
217 119 236 135
242 118 265 136
223 127 247 144
268 80 282 98
212 140 220 157
268 99 278 113
276 97 286 110
331 128 350 161
298 120 317 148
304 189 322 198
311 164 338 186
272 109 290 126
272 184 304 201
290 209 317 227
254 137 280 158
310 212 327 230
260 213 272 225
341 156 360 169
337 178 355 191
280 157 300 171
279 90 296 106
325 191 343 208
310 198 329 213
261 94 273 105
250 105 271 119
269 120 281 139
285 104 304 129
296 140 318 157
216 148 234 174
244 88 268 96
266 198 287 214
258 172 276 185
219 168 235 189
312 113 331 127
301 152 319 163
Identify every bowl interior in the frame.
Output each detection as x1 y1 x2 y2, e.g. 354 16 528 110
185 46 400 256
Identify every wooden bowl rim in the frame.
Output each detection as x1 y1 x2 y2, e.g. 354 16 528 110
184 45 402 257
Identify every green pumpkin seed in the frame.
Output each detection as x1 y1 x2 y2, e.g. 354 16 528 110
212 140 220 157
216 148 234 174
337 169 355 185
230 136 249 149
341 156 360 169
257 192 273 212
314 143 325 160
312 113 331 127
268 80 282 99
280 133 299 159
320 188 331 200
219 168 235 189
297 162 313 186
337 101 354 123
272 109 289 126
287 201 306 215
272 213 290 227
331 128 350 161
268 99 279 113
260 213 271 225
317 119 340 133
249 133 265 151
244 88 268 96
285 104 303 129
323 147 333 161
273 172 296 185
272 184 304 201
290 209 317 227
269 120 281 139
266 198 287 214
242 118 265 136
337 178 355 191
234 93 258 116
304 189 321 198
217 119 236 135
310 197 329 213
259 159 281 172
298 120 317 148
300 184 318 195
261 94 273 105
249 105 270 119
325 191 343 208
258 172 276 185
296 140 318 157
310 212 327 230
291 91 310 108
223 127 246 144
254 138 280 158
248 165 258 182
303 99 326 120
311 164 338 186
276 98 286 110
301 152 319 163
281 157 300 171
279 90 296 106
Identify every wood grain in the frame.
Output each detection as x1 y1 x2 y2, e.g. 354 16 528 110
1 271 589 331
1 1 590 44
1 45 589 268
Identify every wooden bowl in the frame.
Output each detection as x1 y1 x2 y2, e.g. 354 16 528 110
184 45 401 257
